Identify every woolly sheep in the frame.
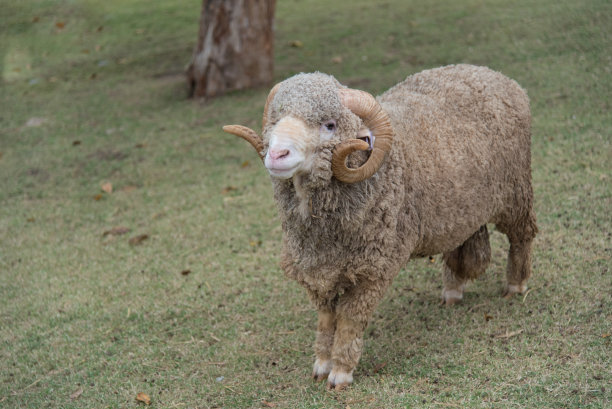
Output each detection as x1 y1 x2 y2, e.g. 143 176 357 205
223 64 538 389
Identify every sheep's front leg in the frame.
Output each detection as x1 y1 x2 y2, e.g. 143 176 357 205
327 281 390 390
312 309 335 381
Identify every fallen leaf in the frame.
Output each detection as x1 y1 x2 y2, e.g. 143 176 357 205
101 182 113 194
373 361 387 374
55 22 65 29
289 40 303 48
70 387 83 400
262 400 276 408
136 392 151 405
181 269 191 276
27 217 35 222
222 186 238 195
134 143 146 148
240 160 250 168
129 234 149 246
135 28 145 34
332 56 343 64
32 16 40 23
90 73 97 80
81 49 89 54
102 226 131 237
602 333 610 338
97 26 103 32
484 313 494 322
495 329 523 339
72 140 81 146
93 193 103 201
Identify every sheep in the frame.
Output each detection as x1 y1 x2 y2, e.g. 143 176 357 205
223 64 538 390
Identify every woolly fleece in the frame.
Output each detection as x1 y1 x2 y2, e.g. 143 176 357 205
259 64 537 382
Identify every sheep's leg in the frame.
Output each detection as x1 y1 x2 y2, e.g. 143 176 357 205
312 309 335 381
499 212 537 297
327 280 391 390
504 238 534 297
441 261 468 305
442 225 491 305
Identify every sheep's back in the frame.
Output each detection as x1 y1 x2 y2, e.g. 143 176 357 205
378 64 532 255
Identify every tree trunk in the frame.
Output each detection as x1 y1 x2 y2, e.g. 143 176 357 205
186 0 276 98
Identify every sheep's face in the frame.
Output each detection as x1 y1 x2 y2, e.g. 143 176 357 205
263 116 341 180
262 73 359 181
223 72 394 184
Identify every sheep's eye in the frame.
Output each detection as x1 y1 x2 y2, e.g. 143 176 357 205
323 120 336 132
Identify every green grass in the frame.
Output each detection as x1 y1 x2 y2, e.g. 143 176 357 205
1 0 610 407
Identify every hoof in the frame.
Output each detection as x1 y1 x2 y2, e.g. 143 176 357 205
312 359 332 382
442 288 464 306
503 283 527 299
326 368 353 391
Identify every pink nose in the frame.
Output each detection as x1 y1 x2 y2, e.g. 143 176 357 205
268 148 290 161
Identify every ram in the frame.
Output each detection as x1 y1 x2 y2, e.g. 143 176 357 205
223 64 537 389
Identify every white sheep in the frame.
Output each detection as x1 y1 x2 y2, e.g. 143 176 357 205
223 64 538 389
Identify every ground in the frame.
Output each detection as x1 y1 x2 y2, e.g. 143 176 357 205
1 0 610 408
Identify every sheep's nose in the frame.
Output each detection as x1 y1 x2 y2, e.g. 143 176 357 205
269 148 290 161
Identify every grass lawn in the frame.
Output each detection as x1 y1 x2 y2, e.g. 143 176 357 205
1 0 610 407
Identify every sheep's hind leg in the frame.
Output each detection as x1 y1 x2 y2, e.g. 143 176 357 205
442 225 491 305
503 236 536 298
312 309 335 381
498 212 537 298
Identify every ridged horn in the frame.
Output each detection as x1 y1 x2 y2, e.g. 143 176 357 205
331 88 394 183
262 82 281 130
222 125 265 159
222 82 281 161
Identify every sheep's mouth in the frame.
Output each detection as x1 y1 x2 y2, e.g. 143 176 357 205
266 163 300 179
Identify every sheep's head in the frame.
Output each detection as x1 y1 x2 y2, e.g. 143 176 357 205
223 73 393 184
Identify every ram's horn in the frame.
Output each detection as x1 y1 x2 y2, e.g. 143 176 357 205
222 83 281 160
222 125 265 159
262 82 281 130
331 88 394 183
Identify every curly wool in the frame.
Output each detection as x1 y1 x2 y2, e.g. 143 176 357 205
268 72 346 127
271 65 536 318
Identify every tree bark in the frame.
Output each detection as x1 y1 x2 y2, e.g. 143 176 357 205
187 0 276 98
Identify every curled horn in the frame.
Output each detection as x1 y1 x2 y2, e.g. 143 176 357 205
222 83 281 160
331 88 394 183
